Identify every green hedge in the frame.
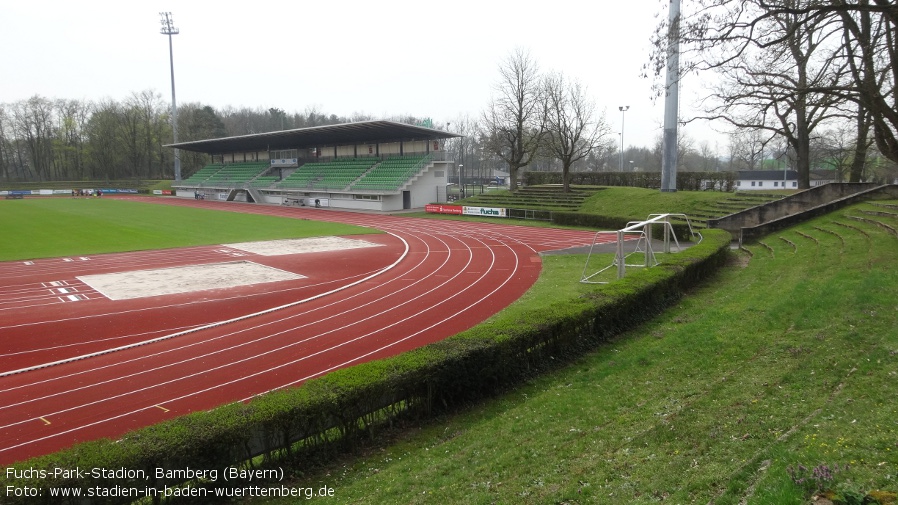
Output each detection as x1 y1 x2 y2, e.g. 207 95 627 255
524 171 738 191
4 229 732 504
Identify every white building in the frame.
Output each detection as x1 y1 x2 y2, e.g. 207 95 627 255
734 169 840 190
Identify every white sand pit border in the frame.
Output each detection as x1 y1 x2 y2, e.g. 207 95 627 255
78 261 305 301
222 236 382 256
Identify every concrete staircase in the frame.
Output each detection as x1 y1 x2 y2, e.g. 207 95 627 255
709 183 898 244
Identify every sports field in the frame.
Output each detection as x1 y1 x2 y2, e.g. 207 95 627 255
0 195 604 464
0 198 378 261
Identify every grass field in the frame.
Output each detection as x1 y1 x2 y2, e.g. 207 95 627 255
260 201 898 504
0 198 378 261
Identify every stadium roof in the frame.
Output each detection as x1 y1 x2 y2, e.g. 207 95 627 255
166 120 461 154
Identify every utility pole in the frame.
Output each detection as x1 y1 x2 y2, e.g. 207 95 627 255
160 12 181 181
618 106 629 171
660 0 680 192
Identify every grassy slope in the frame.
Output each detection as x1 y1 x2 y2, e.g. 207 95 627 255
578 186 742 218
266 201 898 504
413 188 738 225
0 198 377 261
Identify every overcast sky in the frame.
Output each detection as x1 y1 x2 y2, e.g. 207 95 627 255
1 0 727 152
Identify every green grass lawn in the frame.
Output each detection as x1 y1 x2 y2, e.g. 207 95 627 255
456 186 785 223
577 186 745 218
0 198 377 261
261 201 898 504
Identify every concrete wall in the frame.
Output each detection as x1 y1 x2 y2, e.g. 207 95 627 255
709 183 883 237
408 161 450 208
710 184 898 244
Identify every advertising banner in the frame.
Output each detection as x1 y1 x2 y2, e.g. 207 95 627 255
99 188 138 194
425 204 464 215
462 206 507 218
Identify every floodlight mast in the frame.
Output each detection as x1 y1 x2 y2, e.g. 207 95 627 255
618 106 629 171
660 0 680 192
160 12 181 181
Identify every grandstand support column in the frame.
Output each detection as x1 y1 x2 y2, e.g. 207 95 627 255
160 12 181 181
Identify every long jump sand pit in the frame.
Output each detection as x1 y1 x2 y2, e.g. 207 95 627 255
77 237 383 301
78 261 305 301
223 236 383 256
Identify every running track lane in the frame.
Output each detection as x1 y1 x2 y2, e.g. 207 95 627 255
0 234 403 371
0 197 609 464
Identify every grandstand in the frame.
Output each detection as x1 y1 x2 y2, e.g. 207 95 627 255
170 121 458 211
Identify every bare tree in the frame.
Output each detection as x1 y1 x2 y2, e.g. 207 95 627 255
543 73 612 191
649 0 898 166
727 128 771 170
697 141 720 171
446 114 482 189
480 48 546 191
53 98 91 180
653 130 696 171
0 104 12 181
691 1 847 188
86 99 126 179
13 96 56 181
848 104 873 181
834 0 898 164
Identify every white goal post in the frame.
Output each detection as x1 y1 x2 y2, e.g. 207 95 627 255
580 213 702 284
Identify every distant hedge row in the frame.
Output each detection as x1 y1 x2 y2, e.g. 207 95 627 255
5 229 732 504
524 170 738 191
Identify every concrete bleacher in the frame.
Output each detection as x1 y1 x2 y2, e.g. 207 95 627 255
350 155 430 191
202 162 269 185
183 155 431 194
276 158 379 191
250 176 280 188
182 164 224 184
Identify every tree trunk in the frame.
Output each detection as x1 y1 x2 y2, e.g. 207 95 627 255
849 108 871 182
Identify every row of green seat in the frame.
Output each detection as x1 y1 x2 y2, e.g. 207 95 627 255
348 156 429 190
183 164 225 182
270 155 430 191
184 162 270 184
251 176 280 187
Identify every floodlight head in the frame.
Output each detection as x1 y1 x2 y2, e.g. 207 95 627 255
619 105 630 112
159 12 179 35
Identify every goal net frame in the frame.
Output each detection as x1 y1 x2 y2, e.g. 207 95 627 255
580 213 701 284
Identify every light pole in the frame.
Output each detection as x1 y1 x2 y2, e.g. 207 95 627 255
160 12 181 181
458 164 464 200
618 106 629 171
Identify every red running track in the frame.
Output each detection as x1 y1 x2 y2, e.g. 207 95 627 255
0 197 609 464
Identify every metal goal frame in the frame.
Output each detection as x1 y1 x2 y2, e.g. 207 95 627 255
580 213 701 284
